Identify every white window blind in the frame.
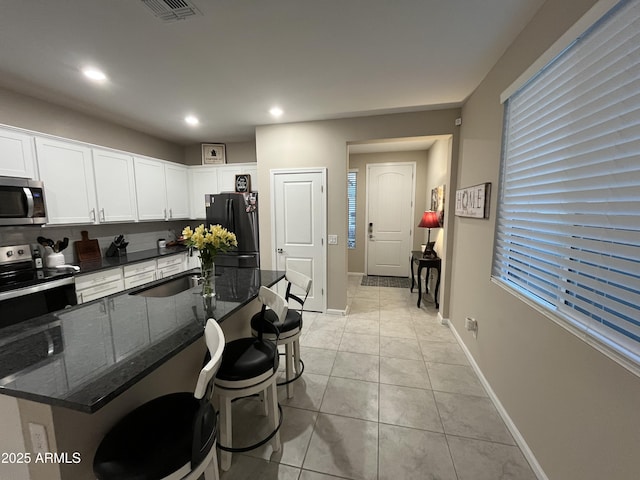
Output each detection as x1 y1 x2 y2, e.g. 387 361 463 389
348 171 357 249
493 0 640 370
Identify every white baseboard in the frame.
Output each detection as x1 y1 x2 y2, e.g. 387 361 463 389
438 312 448 326
326 308 347 316
448 322 548 480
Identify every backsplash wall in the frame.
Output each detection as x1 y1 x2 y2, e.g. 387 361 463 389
0 220 193 264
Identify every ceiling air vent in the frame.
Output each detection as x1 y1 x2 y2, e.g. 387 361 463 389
141 0 202 23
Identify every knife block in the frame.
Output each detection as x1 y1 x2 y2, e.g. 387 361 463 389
105 242 127 258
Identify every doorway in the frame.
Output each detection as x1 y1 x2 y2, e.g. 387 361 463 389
270 168 326 312
365 163 415 277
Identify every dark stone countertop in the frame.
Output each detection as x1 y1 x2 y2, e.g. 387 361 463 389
76 245 190 274
0 266 284 413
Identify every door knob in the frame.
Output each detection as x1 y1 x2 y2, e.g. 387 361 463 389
277 248 284 254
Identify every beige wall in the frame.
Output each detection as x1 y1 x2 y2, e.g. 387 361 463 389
347 149 429 274
184 140 257 165
255 109 461 311
0 87 184 163
424 137 450 307
452 0 640 479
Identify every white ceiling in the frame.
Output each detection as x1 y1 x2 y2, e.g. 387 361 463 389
0 0 545 145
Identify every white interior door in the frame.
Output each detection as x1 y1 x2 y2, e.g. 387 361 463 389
272 169 326 312
366 163 415 277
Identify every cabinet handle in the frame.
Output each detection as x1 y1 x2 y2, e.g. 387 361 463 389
100 208 105 222
164 208 167 220
90 209 96 222
169 208 173 219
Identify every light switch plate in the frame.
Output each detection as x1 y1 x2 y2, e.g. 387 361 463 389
328 235 338 245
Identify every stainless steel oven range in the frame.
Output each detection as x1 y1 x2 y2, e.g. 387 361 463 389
0 244 77 329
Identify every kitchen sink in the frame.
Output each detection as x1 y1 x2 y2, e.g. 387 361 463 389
132 273 200 298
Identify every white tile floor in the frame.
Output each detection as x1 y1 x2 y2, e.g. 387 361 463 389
219 275 537 480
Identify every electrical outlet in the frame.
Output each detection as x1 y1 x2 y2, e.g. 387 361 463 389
465 317 478 338
29 423 49 454
328 235 338 245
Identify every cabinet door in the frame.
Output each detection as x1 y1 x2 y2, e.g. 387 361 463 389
188 166 218 219
217 165 242 193
134 157 167 221
0 128 36 178
93 149 138 223
165 162 189 220
35 137 97 224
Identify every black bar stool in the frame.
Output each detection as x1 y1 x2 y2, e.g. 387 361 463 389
93 319 225 480
250 269 312 398
214 285 287 471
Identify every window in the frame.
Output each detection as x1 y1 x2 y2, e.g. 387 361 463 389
493 0 640 372
347 171 357 249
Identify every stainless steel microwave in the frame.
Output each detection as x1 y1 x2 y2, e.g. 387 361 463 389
0 176 47 225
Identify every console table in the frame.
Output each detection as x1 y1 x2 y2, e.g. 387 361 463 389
410 250 441 308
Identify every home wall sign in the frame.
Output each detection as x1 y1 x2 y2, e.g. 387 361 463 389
455 183 491 218
201 143 226 165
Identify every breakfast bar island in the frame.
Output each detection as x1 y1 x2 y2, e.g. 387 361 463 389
0 266 284 480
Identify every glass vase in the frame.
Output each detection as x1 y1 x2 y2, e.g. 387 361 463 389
200 259 216 319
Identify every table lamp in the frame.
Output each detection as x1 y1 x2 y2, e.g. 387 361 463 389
418 210 441 258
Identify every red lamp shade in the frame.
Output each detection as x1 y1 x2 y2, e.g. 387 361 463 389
418 211 441 229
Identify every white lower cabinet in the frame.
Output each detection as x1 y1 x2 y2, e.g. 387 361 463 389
75 253 188 304
123 260 157 289
75 268 125 304
156 253 186 279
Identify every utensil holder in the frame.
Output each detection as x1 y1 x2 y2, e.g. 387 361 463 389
46 252 65 268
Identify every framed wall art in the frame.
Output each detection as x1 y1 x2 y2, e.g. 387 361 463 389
201 143 226 165
455 182 491 218
431 184 445 225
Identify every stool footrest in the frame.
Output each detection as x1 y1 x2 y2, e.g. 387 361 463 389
216 404 283 453
276 357 305 386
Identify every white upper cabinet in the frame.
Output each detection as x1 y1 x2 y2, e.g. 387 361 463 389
134 157 167 221
216 165 242 193
134 157 189 221
164 162 189 220
188 166 218 219
216 163 258 193
0 127 36 178
93 148 138 223
35 137 98 225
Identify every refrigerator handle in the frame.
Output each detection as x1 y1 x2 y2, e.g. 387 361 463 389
229 197 236 232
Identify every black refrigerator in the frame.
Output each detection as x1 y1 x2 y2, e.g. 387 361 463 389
205 192 259 268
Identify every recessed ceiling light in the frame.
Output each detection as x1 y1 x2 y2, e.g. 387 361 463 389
269 107 283 118
82 67 107 82
185 115 199 126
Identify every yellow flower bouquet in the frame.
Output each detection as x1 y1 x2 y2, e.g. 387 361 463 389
181 224 237 304
181 223 238 266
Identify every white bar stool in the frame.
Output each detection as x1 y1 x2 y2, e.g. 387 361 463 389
250 269 312 398
214 286 287 471
94 319 225 480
